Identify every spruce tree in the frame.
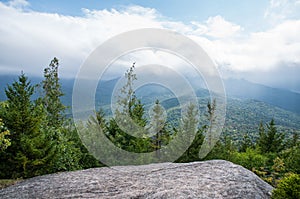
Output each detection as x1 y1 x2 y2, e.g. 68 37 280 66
206 99 216 147
148 100 170 158
42 57 66 128
176 103 204 162
42 58 88 171
107 63 150 154
0 73 50 178
87 109 107 132
257 119 284 154
4 73 40 136
239 132 254 152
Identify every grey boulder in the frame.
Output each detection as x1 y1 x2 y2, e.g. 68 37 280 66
0 160 273 198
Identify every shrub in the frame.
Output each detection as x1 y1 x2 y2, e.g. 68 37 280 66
231 148 268 170
271 173 300 199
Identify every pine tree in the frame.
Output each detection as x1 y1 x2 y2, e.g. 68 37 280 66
42 57 66 128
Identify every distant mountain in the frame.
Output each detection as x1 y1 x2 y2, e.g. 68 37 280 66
224 78 300 115
2 75 299 115
0 75 43 101
1 75 300 139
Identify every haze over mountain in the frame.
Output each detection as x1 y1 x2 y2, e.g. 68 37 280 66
1 0 300 93
1 74 300 115
1 74 300 141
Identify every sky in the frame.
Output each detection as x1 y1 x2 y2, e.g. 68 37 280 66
0 0 300 92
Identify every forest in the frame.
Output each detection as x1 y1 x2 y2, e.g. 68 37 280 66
0 58 299 198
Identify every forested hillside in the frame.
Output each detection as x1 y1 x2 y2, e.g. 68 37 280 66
0 59 299 198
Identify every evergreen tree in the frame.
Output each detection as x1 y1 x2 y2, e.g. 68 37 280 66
4 73 41 136
181 103 199 158
285 132 299 149
46 126 82 173
174 103 206 163
0 72 85 178
148 100 170 158
205 135 236 161
107 63 150 154
42 58 92 171
206 99 217 147
257 119 284 154
239 132 254 152
42 57 66 128
281 143 300 174
87 109 107 132
198 99 217 159
0 73 49 178
116 63 147 128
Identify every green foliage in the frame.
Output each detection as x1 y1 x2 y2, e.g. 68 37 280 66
42 57 66 128
13 126 54 178
176 128 204 163
0 118 11 152
206 99 217 148
0 73 83 178
45 127 82 172
204 135 237 162
0 73 47 178
148 100 170 158
87 109 107 131
231 148 268 171
281 144 300 174
0 62 95 178
239 132 254 152
176 103 204 163
257 119 285 154
106 64 152 155
1 58 300 192
271 173 300 199
3 73 41 137
0 179 22 189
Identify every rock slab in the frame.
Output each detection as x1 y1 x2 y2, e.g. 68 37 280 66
0 160 273 198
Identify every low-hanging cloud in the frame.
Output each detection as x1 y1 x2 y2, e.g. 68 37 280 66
0 0 299 92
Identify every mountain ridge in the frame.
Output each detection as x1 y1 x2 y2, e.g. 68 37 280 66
1 75 300 139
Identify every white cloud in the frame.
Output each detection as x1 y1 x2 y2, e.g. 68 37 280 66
0 0 299 92
264 0 300 23
7 0 29 9
0 3 164 77
211 19 300 72
192 16 242 38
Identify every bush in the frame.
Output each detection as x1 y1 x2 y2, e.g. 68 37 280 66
281 144 300 174
231 148 268 170
271 173 300 199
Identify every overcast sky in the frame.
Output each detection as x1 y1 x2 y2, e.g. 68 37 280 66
0 0 299 92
